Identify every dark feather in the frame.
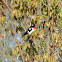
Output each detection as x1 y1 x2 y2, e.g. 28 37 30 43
29 40 38 55
14 16 17 20
22 31 28 37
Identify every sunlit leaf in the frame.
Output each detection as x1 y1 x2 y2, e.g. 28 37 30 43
27 43 30 48
23 43 27 51
26 11 29 16
12 49 16 55
16 47 19 54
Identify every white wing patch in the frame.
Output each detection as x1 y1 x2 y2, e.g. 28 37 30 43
28 28 35 34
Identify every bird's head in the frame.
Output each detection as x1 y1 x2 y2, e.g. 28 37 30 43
31 23 35 27
31 23 36 29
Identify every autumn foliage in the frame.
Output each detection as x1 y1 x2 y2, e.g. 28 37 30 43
0 0 62 62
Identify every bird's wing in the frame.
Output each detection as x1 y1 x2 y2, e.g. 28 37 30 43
27 27 35 34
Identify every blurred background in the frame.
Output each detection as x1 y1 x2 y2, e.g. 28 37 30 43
0 0 62 62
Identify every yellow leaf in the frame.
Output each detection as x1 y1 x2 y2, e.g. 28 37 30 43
2 17 4 21
20 44 23 47
20 6 23 10
36 46 38 51
27 53 30 58
18 12 21 17
46 53 49 60
17 0 20 3
38 55 41 60
43 12 47 15
16 47 19 54
60 23 62 28
33 16 36 21
39 15 43 19
49 10 54 17
51 26 53 33
43 54 47 59
23 43 27 51
12 49 16 55
14 4 19 7
58 42 61 47
26 11 29 16
24 35 27 40
20 2 23 6
38 45 41 48
29 8 31 12
11 12 14 18
35 55 41 61
53 33 56 39
35 2 37 8
27 43 30 48
39 34 44 40
60 46 62 50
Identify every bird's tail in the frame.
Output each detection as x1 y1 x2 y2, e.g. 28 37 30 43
29 40 38 55
22 32 28 37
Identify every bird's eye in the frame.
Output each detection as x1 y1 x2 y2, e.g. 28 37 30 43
32 24 34 26
32 24 33 26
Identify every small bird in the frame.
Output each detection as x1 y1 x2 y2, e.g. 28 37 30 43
14 16 36 37
22 23 36 37
14 16 38 54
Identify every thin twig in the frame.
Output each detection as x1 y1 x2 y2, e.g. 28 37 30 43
42 0 47 7
16 54 20 62
2 0 12 11
58 54 62 61
3 25 5 62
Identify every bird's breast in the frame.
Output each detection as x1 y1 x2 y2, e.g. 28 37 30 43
32 26 36 29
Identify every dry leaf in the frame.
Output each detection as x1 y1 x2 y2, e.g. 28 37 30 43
0 34 4 38
14 38 19 43
26 19 30 24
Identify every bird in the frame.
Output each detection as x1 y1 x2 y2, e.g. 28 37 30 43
22 23 36 37
14 16 38 54
14 16 36 38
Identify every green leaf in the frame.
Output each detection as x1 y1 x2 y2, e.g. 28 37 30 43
28 0 31 2
49 56 50 62
38 0 41 3
42 42 46 47
55 0 57 4
27 43 30 48
60 12 62 17
23 43 27 51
